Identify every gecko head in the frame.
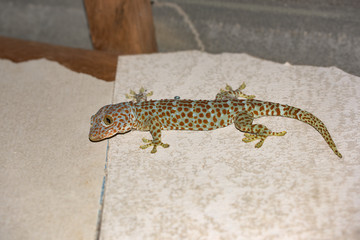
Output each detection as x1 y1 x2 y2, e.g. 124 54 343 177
89 103 134 141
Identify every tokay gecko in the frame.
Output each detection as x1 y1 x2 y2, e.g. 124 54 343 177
89 83 342 158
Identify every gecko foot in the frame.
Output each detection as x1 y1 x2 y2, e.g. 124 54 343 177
140 138 169 153
125 87 153 103
216 82 255 100
242 131 287 148
242 133 267 148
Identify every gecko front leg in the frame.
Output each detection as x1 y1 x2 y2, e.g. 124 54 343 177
139 117 169 153
215 83 256 100
125 87 153 103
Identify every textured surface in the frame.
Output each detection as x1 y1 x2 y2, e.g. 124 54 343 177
100 51 360 239
0 59 113 240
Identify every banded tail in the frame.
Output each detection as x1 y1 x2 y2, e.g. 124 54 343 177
251 100 342 158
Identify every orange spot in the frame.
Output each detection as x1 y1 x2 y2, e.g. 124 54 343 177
276 108 280 115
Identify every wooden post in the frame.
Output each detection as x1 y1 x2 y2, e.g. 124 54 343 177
84 0 158 55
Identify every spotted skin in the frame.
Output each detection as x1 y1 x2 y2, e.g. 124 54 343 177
89 84 342 158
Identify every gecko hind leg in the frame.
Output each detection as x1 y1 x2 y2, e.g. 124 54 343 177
215 82 256 100
234 112 287 148
242 131 287 148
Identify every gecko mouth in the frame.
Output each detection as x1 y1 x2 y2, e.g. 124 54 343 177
89 134 102 142
88 129 105 141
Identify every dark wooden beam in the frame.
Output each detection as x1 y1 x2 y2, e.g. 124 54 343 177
0 36 117 81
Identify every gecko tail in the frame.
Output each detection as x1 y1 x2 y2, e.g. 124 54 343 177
253 101 342 158
282 104 342 158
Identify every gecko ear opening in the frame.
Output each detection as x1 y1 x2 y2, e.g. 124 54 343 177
102 115 114 126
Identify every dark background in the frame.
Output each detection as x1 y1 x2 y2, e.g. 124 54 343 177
0 0 359 76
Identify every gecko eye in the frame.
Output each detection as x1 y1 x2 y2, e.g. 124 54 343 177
102 115 114 126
